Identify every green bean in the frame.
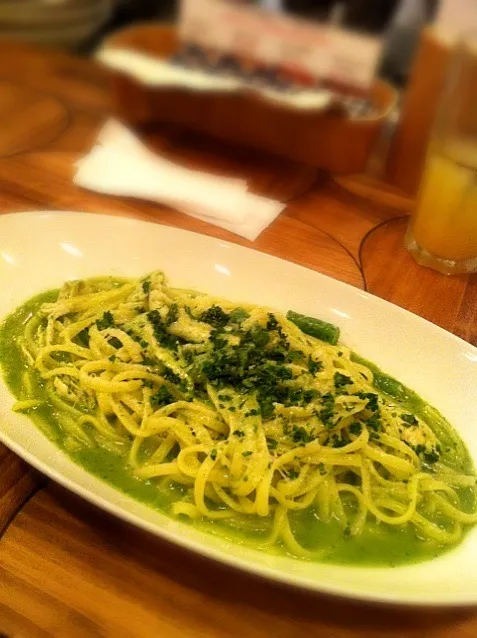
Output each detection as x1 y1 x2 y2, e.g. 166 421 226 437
372 372 408 400
286 311 340 345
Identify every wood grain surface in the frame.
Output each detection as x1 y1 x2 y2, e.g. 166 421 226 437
0 40 476 638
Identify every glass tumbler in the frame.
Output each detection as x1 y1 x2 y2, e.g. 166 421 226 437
405 33 477 275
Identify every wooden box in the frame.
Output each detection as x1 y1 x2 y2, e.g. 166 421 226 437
102 24 397 174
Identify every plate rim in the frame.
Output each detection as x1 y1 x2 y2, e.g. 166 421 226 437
1 209 477 608
0 208 473 356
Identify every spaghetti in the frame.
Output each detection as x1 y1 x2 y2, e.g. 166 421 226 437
9 271 477 558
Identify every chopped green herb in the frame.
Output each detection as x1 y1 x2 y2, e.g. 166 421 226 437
210 449 217 461
424 448 440 464
233 430 245 438
200 305 229 328
108 337 122 349
267 438 278 450
308 357 323 375
151 385 174 409
287 350 303 362
355 392 379 412
96 311 114 331
76 327 90 348
249 325 270 348
229 308 249 324
302 389 319 405
142 279 151 294
259 398 275 419
242 451 253 458
165 303 179 326
163 369 182 386
318 393 335 428
365 413 382 433
266 314 280 331
334 372 352 389
330 434 347 448
401 414 418 427
292 426 315 446
349 422 362 436
142 357 158 367
148 310 182 351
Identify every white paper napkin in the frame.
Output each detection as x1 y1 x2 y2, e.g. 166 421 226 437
74 120 286 241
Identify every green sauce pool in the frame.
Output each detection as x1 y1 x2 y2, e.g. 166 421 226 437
0 290 475 567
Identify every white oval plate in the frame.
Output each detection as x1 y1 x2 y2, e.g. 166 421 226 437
1 211 477 607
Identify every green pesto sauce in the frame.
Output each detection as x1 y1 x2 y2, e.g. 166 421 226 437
0 290 475 568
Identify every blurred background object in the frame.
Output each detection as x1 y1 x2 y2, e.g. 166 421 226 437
110 0 177 26
101 22 397 175
234 0 439 85
386 0 477 195
113 0 438 87
0 0 113 51
0 0 440 87
380 0 439 85
0 0 447 187
0 0 177 53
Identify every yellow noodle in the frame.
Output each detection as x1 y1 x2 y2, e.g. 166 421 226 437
12 399 42 412
9 269 477 561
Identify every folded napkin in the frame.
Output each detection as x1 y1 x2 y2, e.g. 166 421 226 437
74 120 286 241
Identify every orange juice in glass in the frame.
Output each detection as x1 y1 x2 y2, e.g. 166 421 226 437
405 35 477 275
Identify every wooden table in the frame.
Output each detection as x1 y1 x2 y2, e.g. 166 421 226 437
0 41 476 638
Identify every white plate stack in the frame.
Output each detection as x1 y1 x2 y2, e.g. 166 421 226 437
0 0 113 50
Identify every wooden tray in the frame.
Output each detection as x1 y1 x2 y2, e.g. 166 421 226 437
102 24 397 174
